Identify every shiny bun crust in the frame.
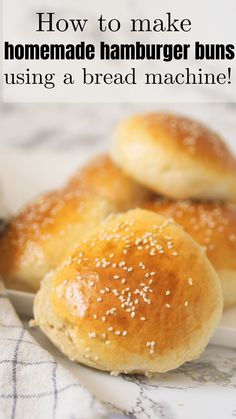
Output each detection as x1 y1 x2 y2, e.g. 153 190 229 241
111 113 236 200
34 209 222 375
144 200 236 307
68 154 151 210
0 189 114 292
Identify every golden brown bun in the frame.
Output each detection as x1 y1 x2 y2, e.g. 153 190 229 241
143 200 236 308
0 189 114 292
34 209 222 375
0 155 150 293
111 113 236 200
68 154 151 210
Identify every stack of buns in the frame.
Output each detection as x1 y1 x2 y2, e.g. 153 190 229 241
1 112 236 376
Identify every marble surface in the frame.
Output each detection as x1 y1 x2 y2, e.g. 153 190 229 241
1 101 236 419
29 322 236 419
1 103 236 154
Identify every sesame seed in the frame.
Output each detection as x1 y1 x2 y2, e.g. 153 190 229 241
108 327 113 332
105 340 111 345
165 303 171 308
165 290 171 296
88 332 96 338
122 331 127 336
97 297 103 302
115 331 121 335
93 314 98 320
184 301 189 307
140 317 146 321
188 278 193 286
131 312 135 318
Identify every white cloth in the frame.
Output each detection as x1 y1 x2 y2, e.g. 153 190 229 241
0 281 107 419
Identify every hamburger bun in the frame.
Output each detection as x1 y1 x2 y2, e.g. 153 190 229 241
144 200 236 307
0 189 114 292
111 113 236 200
34 209 222 375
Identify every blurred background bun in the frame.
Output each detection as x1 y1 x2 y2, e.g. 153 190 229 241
68 154 152 210
143 200 236 307
34 209 223 375
0 189 114 292
111 113 236 200
0 154 153 292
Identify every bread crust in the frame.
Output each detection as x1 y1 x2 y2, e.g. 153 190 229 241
111 113 236 200
0 189 114 292
144 200 236 307
68 154 151 210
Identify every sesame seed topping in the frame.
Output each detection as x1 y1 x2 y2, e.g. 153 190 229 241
88 332 96 338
